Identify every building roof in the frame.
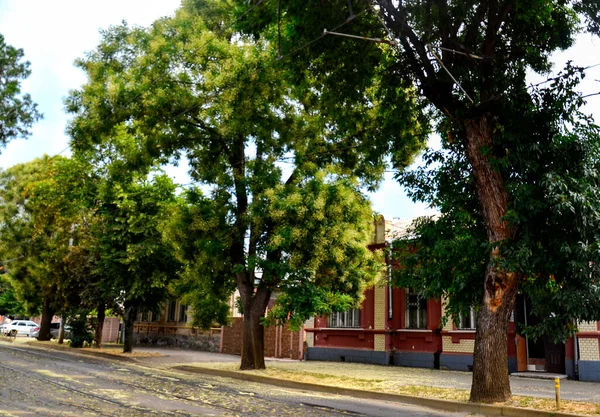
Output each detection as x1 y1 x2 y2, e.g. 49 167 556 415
384 218 415 240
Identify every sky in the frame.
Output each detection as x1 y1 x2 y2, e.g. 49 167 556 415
0 1 599 220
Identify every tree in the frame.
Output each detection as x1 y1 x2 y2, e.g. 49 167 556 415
0 33 42 148
89 173 180 353
65 1 410 369
0 156 94 340
241 0 600 401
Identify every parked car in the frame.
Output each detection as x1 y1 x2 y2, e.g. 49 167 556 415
31 322 72 339
2 320 39 337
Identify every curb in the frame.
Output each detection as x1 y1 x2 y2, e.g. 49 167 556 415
173 365 586 417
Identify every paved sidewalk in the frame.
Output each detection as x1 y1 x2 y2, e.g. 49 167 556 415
131 347 600 403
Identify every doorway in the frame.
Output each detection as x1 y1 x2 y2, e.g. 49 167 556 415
514 294 565 374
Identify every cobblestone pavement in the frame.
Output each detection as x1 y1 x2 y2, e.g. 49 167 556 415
0 343 476 417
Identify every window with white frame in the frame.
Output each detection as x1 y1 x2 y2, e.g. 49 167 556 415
405 289 427 329
328 308 361 328
457 306 476 329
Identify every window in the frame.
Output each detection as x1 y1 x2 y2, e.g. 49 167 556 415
405 289 427 329
458 307 476 330
328 309 361 328
152 311 161 322
167 300 177 322
178 304 188 323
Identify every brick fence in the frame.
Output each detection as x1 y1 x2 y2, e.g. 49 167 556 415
221 317 304 360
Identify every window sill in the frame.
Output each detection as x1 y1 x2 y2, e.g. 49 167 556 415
396 329 432 332
317 327 365 330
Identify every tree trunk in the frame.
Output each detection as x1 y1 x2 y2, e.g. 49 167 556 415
470 260 519 402
239 288 271 370
94 301 106 348
463 117 520 403
37 297 54 341
58 316 65 344
122 302 137 353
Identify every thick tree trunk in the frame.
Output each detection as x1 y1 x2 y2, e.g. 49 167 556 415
239 288 272 370
122 302 137 353
240 308 266 370
94 302 106 348
37 297 54 341
464 117 520 403
470 261 519 402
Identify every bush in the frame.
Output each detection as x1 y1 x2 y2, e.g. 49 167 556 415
67 315 94 348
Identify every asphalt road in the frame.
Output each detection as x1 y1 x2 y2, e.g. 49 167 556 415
0 343 484 417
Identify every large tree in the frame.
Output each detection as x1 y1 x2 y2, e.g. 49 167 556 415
0 33 41 148
0 156 91 340
65 1 421 369
239 0 600 401
394 62 600 367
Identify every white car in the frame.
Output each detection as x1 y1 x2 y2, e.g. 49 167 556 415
2 320 40 337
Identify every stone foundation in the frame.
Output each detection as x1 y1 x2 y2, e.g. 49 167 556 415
133 333 220 352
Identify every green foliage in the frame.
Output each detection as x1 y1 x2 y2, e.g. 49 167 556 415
89 172 181 317
66 1 396 337
0 33 42 148
67 313 95 348
0 156 99 319
243 0 600 341
0 275 28 318
164 189 235 329
260 173 384 327
395 66 600 341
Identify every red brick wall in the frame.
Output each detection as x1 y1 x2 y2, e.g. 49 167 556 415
221 318 244 355
221 317 303 359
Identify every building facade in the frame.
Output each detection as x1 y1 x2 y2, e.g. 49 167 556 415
304 217 600 382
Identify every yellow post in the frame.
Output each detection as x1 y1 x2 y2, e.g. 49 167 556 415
554 377 561 410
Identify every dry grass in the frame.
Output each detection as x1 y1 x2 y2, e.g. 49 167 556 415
80 346 163 358
26 339 163 358
198 362 600 416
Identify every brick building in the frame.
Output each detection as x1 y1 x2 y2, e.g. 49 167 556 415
304 216 600 382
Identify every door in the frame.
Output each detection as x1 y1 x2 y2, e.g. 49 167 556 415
516 334 528 372
544 336 565 374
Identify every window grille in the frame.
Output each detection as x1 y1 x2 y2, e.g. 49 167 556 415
328 308 361 328
405 289 427 329
458 307 476 329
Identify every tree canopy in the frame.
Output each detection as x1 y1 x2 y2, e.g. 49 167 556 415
0 33 41 148
233 0 600 402
65 0 413 369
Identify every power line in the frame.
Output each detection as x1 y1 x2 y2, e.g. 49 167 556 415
277 11 363 61
528 63 600 90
